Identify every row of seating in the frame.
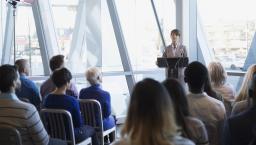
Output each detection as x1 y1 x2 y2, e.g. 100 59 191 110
0 99 116 145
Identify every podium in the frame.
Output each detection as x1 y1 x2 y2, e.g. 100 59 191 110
157 57 189 79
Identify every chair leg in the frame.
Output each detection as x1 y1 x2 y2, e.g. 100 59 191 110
104 135 110 144
104 132 116 145
109 131 116 142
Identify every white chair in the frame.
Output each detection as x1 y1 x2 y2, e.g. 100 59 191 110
41 109 92 145
0 124 22 145
79 99 116 145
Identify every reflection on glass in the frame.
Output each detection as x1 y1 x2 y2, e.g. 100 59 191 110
51 0 78 56
198 0 256 69
15 6 43 75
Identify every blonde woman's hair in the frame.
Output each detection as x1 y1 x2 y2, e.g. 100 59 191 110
235 64 256 102
208 62 227 87
121 78 178 145
85 67 102 85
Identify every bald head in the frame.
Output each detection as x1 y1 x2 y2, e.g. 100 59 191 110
15 59 30 76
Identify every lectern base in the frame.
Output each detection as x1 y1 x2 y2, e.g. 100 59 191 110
166 68 186 87
167 68 179 78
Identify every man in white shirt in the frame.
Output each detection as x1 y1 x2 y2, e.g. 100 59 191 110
184 61 226 145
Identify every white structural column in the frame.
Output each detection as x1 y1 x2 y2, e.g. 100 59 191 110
1 3 13 64
189 0 198 61
175 0 188 48
32 0 59 75
175 0 198 62
106 0 135 94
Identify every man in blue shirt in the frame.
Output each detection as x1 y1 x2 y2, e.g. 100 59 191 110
15 59 41 110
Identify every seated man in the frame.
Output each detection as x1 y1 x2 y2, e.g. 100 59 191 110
15 59 41 110
184 61 226 145
79 67 116 131
0 65 66 145
40 55 78 100
223 72 256 145
43 67 98 144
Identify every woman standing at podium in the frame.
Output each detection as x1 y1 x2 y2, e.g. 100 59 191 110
163 29 187 83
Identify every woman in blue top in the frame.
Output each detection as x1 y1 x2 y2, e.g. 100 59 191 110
43 67 98 144
79 67 116 131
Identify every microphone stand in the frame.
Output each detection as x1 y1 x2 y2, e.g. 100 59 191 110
7 0 18 64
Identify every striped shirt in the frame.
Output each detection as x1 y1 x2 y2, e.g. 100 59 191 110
0 93 49 145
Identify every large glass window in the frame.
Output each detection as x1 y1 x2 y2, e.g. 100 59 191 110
102 0 123 72
14 6 43 75
51 0 78 56
102 76 129 117
115 0 175 71
0 1 6 51
198 0 256 69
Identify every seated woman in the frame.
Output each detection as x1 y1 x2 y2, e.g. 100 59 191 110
208 62 235 102
231 64 256 116
114 78 195 145
163 78 209 145
208 62 235 116
43 68 97 144
79 67 115 131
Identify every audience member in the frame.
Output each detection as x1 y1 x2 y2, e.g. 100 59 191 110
43 68 97 144
40 55 78 99
163 78 209 145
15 59 41 110
79 67 115 131
208 62 235 102
208 62 235 116
114 78 195 145
223 72 256 145
0 65 66 145
184 61 226 145
231 64 256 116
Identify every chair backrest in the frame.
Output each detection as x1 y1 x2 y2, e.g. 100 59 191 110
41 109 76 145
79 99 104 143
0 124 22 145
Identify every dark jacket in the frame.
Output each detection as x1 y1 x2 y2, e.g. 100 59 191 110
223 106 256 145
79 84 115 130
